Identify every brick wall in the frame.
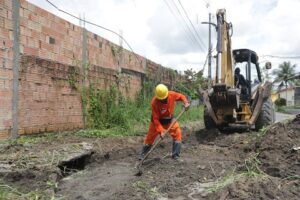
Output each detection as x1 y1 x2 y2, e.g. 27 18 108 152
0 0 13 139
0 0 183 138
18 56 83 135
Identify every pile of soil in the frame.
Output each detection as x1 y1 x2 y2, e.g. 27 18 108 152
254 114 300 179
212 114 300 200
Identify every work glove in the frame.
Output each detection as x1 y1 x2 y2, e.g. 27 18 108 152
183 102 190 111
160 130 167 139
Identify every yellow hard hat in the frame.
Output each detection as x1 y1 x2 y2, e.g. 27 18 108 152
155 84 168 100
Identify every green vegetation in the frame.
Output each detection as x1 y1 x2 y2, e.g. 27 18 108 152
76 84 203 138
208 153 266 193
132 181 162 199
274 98 286 107
244 153 265 177
276 105 287 113
0 133 61 146
272 61 298 85
174 69 207 99
256 125 271 138
67 66 80 90
0 180 63 200
208 170 241 193
73 72 204 138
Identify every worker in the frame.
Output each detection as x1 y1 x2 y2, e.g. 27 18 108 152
234 67 247 88
139 84 190 161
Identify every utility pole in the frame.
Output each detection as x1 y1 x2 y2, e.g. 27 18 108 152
202 12 216 88
81 13 87 128
208 13 212 88
118 29 123 74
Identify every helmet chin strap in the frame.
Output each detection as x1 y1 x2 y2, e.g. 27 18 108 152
159 97 168 104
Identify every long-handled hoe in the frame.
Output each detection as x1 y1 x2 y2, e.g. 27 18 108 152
135 109 186 176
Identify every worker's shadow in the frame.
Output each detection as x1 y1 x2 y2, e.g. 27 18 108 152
141 157 161 169
195 128 221 144
195 127 248 144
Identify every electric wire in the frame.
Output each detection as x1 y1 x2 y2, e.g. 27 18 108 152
166 0 204 51
163 0 200 50
261 55 300 59
45 0 141 63
177 0 207 50
169 0 206 52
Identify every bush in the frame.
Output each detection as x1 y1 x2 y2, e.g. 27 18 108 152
275 98 286 106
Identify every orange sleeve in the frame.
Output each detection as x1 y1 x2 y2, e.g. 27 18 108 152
151 100 165 134
171 91 189 105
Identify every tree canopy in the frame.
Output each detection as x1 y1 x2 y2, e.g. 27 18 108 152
272 61 298 86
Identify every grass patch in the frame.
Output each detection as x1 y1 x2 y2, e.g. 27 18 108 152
0 133 62 146
276 106 287 113
75 104 203 138
208 154 267 193
0 179 63 200
207 171 242 193
244 153 266 177
175 104 203 123
132 181 162 199
256 125 271 138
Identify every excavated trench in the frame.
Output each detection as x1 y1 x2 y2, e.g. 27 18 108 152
58 151 94 177
0 117 299 199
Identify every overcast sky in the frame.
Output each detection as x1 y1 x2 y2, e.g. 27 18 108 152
28 0 300 76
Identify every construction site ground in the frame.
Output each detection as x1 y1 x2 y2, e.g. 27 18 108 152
0 116 299 200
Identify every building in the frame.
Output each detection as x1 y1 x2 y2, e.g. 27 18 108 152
276 86 300 106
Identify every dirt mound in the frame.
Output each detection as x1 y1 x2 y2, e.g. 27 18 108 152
211 176 299 200
254 115 300 178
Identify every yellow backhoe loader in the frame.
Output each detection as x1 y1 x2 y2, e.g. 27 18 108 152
200 9 275 130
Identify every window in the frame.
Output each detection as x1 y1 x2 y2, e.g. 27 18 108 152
49 37 55 44
250 63 259 85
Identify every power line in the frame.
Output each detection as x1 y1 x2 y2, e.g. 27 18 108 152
261 54 300 59
165 0 204 51
171 0 206 51
45 0 140 62
177 0 207 50
169 0 206 52
163 0 199 50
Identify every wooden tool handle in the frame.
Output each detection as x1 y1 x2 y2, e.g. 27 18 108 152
139 109 186 165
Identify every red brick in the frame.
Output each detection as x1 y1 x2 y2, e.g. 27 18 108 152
4 0 12 9
24 46 38 56
24 127 33 134
0 131 9 140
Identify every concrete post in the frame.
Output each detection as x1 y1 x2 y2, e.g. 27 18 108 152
81 16 87 128
12 0 20 139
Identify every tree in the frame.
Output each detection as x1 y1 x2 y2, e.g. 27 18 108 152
175 68 207 99
272 61 297 85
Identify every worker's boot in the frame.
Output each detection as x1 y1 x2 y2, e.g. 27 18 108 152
138 144 152 160
172 141 182 161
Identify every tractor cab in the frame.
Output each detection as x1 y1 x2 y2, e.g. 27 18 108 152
233 49 262 101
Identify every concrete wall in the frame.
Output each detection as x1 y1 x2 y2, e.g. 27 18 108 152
0 0 183 139
278 89 294 106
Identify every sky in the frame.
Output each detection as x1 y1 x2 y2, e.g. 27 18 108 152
28 0 300 78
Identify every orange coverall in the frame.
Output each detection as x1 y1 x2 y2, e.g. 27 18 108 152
144 91 188 145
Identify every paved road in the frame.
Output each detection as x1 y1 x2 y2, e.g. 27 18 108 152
275 112 295 122
284 108 300 115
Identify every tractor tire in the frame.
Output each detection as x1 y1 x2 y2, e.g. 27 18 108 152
255 98 275 131
204 107 216 129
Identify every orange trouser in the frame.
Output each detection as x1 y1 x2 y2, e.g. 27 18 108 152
144 121 182 145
